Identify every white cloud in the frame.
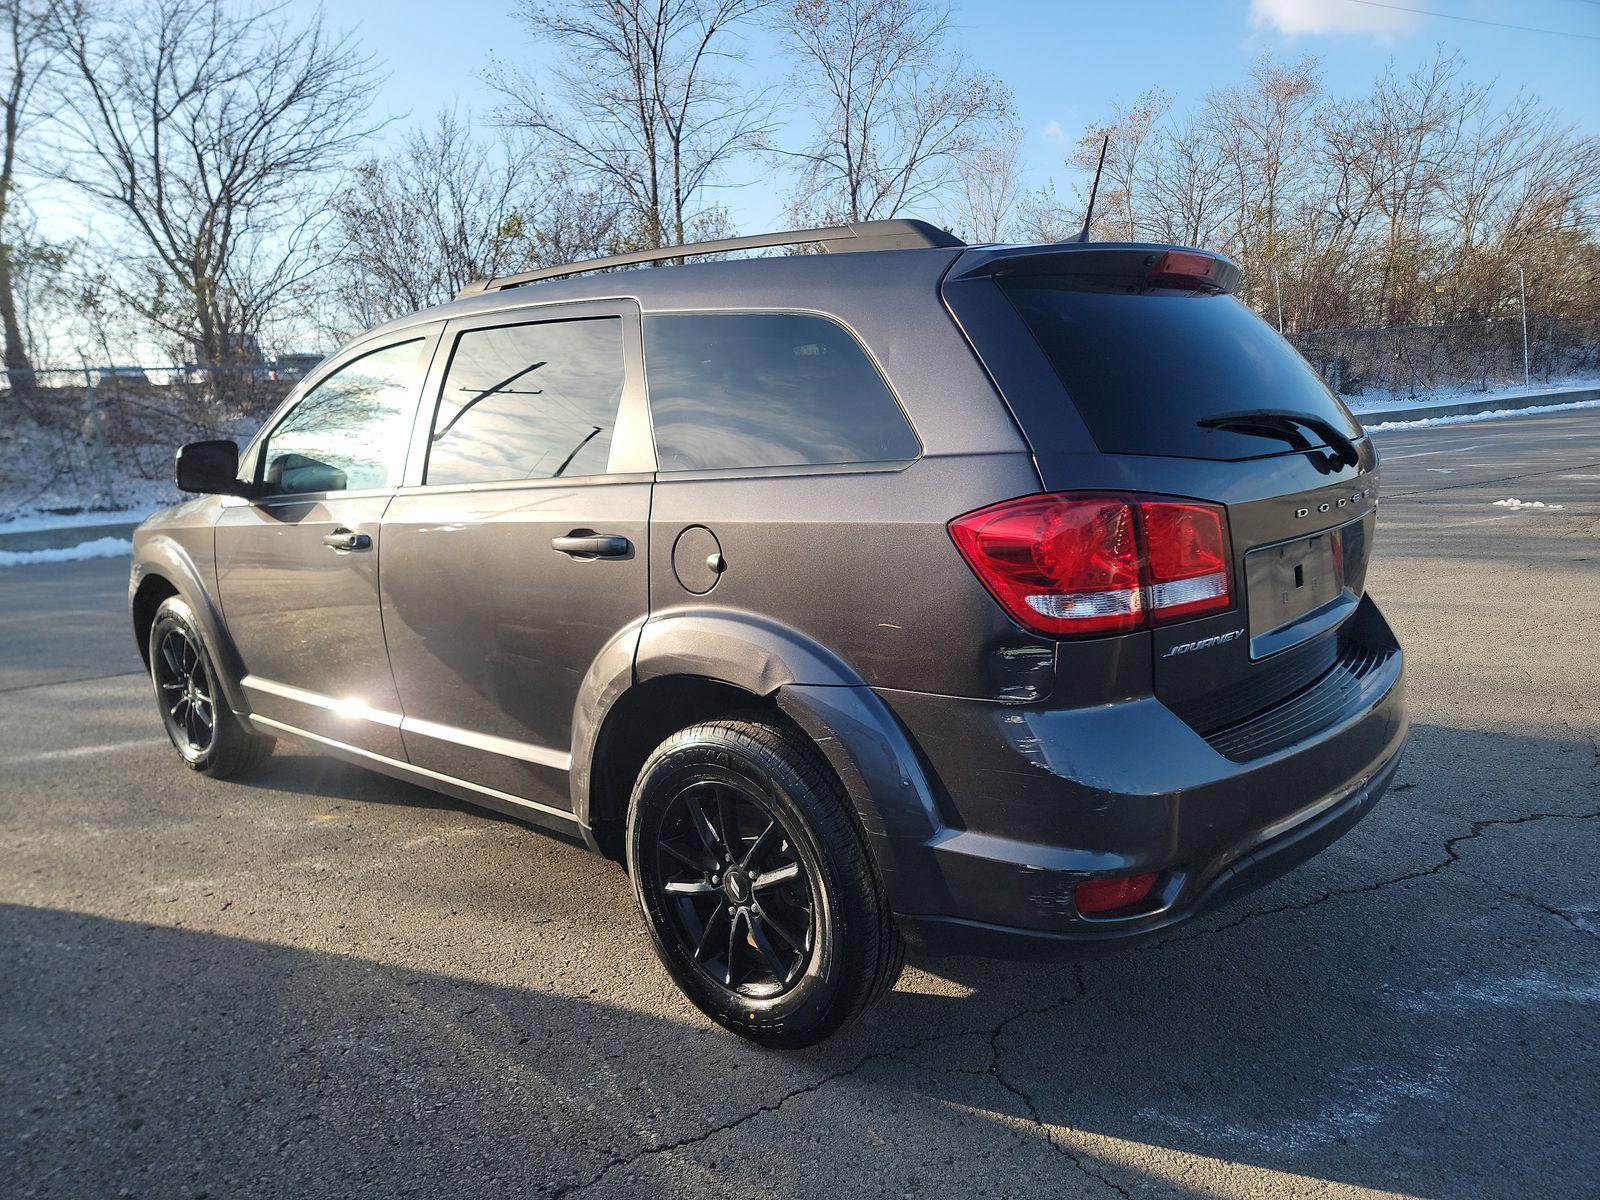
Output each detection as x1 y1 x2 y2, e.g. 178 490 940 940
1249 0 1421 39
1041 119 1065 142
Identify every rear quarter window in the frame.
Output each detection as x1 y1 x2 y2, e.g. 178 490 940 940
643 313 919 472
999 279 1362 461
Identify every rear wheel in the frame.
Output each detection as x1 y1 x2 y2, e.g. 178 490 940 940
626 719 904 1048
148 596 274 778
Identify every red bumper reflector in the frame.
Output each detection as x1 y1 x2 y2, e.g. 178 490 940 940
1075 872 1159 915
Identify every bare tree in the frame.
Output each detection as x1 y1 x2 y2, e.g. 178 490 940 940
1142 115 1233 248
1012 180 1078 245
953 122 1022 243
1335 51 1472 324
332 111 620 328
1206 57 1321 319
48 0 382 367
489 0 772 251
0 0 50 386
1071 89 1167 241
776 0 1012 225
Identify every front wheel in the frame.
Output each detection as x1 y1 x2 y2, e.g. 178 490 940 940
626 719 904 1048
148 596 274 778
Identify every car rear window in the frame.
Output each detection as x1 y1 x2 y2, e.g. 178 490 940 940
999 279 1362 461
643 313 919 472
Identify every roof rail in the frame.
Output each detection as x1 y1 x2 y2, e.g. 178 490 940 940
454 218 964 299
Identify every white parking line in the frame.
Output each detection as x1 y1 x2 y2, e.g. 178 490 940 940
0 738 158 765
1382 443 1491 459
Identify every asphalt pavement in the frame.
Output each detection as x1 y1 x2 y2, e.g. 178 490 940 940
2 408 1597 1199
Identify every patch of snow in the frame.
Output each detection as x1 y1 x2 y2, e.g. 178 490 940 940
1385 970 1600 1015
1341 372 1600 414
1363 397 1600 431
1493 498 1564 510
0 504 162 533
0 536 133 568
1135 1051 1457 1156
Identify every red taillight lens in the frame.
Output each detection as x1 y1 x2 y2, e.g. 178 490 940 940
1141 502 1231 622
949 493 1232 637
948 496 1143 635
1075 872 1159 915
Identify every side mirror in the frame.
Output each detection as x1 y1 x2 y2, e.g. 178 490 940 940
175 439 249 496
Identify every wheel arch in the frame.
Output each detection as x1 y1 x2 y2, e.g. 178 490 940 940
574 610 864 859
130 536 251 718
131 574 180 668
572 610 950 917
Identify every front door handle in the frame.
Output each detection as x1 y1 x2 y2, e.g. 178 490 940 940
321 529 371 552
551 533 631 558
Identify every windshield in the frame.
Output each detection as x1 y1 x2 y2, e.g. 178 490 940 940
999 278 1363 461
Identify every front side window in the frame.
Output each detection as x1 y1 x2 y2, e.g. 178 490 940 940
425 318 626 486
261 339 424 495
643 313 919 472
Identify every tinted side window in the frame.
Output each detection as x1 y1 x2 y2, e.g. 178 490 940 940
644 313 918 472
426 318 625 485
262 339 423 495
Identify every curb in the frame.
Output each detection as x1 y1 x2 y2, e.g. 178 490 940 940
1357 387 1600 426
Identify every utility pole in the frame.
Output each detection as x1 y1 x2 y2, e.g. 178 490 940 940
1515 263 1530 390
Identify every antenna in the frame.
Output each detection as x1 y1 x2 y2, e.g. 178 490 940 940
1070 134 1110 244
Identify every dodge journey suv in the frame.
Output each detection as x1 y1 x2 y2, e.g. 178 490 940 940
130 220 1407 1046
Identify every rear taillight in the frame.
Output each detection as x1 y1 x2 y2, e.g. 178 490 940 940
949 493 1233 637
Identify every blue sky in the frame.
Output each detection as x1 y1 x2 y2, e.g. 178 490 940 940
292 0 1600 232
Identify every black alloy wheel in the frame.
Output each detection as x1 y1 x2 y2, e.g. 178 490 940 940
147 595 274 778
627 719 905 1048
653 778 817 997
154 625 216 758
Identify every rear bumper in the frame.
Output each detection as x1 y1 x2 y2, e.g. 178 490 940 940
859 602 1408 960
897 741 1400 959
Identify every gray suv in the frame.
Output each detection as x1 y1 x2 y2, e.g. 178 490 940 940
130 220 1407 1047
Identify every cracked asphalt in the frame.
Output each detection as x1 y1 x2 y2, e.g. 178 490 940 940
3 408 1598 1199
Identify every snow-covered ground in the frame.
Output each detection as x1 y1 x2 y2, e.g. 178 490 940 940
0 504 167 534
1362 397 1600 432
1341 373 1600 414
0 535 133 568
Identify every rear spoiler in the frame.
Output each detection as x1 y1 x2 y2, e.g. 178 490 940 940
947 242 1242 296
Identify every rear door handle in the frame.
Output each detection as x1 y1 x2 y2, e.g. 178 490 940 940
551 533 631 558
321 529 371 552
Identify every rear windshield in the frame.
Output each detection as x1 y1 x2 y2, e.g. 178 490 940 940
999 279 1362 460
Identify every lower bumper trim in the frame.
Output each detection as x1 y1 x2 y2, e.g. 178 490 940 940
896 744 1402 961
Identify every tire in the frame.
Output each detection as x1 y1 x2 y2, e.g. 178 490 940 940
626 718 904 1048
148 595 274 779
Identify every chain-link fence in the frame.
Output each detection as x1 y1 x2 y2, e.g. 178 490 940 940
0 365 297 514
1287 316 1600 400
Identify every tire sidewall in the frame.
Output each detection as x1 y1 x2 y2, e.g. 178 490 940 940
627 728 852 1042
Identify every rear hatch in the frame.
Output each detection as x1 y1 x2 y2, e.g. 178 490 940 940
944 244 1396 756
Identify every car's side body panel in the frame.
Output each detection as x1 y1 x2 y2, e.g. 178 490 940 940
381 477 652 809
643 452 1049 701
129 497 250 718
216 491 403 756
